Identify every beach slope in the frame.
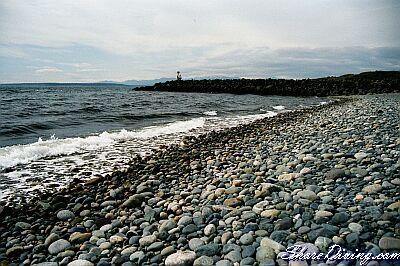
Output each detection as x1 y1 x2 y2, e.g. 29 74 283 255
1 94 399 265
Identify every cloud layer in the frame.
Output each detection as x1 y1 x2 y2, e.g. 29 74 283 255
1 0 399 82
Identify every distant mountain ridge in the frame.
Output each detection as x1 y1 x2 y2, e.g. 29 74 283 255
337 71 400 80
2 71 398 87
100 78 173 86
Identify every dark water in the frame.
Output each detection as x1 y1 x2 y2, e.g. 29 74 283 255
0 84 329 200
0 84 325 148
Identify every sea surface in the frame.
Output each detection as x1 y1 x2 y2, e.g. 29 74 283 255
0 84 328 202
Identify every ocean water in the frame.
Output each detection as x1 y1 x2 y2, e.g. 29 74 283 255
0 84 328 202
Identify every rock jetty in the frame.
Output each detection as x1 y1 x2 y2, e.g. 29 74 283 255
1 94 399 265
138 71 400 96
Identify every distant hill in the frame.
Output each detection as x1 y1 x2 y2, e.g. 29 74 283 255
338 71 400 80
100 76 238 86
0 82 132 87
99 78 173 86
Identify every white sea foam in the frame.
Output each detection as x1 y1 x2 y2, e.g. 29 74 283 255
235 111 278 121
203 111 218 116
273 105 286 110
0 117 205 169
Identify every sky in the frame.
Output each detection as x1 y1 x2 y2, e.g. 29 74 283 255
0 0 399 83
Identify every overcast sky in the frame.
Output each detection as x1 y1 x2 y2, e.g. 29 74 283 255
0 0 399 83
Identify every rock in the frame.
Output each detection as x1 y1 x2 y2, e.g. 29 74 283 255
269 230 289 242
100 224 112 232
121 192 153 208
45 233 60 246
99 242 111 250
216 260 233 266
259 237 285 252
15 221 31 230
122 196 141 207
147 242 164 251
348 222 363 233
178 216 192 226
182 224 198 234
239 233 254 245
204 224 216 236
300 167 312 175
278 173 299 182
221 232 232 244
354 152 368 160
139 234 156 246
274 218 293 230
48 239 71 255
6 246 24 256
57 210 75 221
325 169 345 180
378 237 400 250
354 194 364 201
121 247 136 256
225 250 242 262
362 184 382 194
165 251 196 266
159 219 176 233
194 256 214 266
242 245 256 257
189 238 204 251
256 245 275 261
67 260 94 266
387 201 400 210
110 235 125 244
130 251 145 263
303 155 316 162
253 201 269 214
297 190 318 201
223 198 242 207
298 226 310 234
346 232 359 247
331 212 350 224
196 243 220 256
315 210 333 219
260 209 280 218
69 232 91 243
161 246 175 256
315 236 332 252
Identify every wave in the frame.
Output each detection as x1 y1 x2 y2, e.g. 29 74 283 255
235 111 277 120
272 105 286 110
0 117 205 169
203 111 218 116
119 112 195 121
1 122 55 136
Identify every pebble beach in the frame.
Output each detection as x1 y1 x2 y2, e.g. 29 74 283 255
1 93 399 265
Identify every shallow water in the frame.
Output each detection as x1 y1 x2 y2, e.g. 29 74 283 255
0 84 327 202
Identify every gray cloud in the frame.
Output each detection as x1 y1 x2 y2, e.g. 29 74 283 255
0 1 399 82
182 46 400 79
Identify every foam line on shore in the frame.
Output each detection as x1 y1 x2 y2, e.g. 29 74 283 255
272 105 286 110
0 117 205 169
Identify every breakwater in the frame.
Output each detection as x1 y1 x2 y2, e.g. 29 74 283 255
139 73 400 96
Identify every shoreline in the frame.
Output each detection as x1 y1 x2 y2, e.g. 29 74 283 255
1 94 399 265
1 96 343 208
